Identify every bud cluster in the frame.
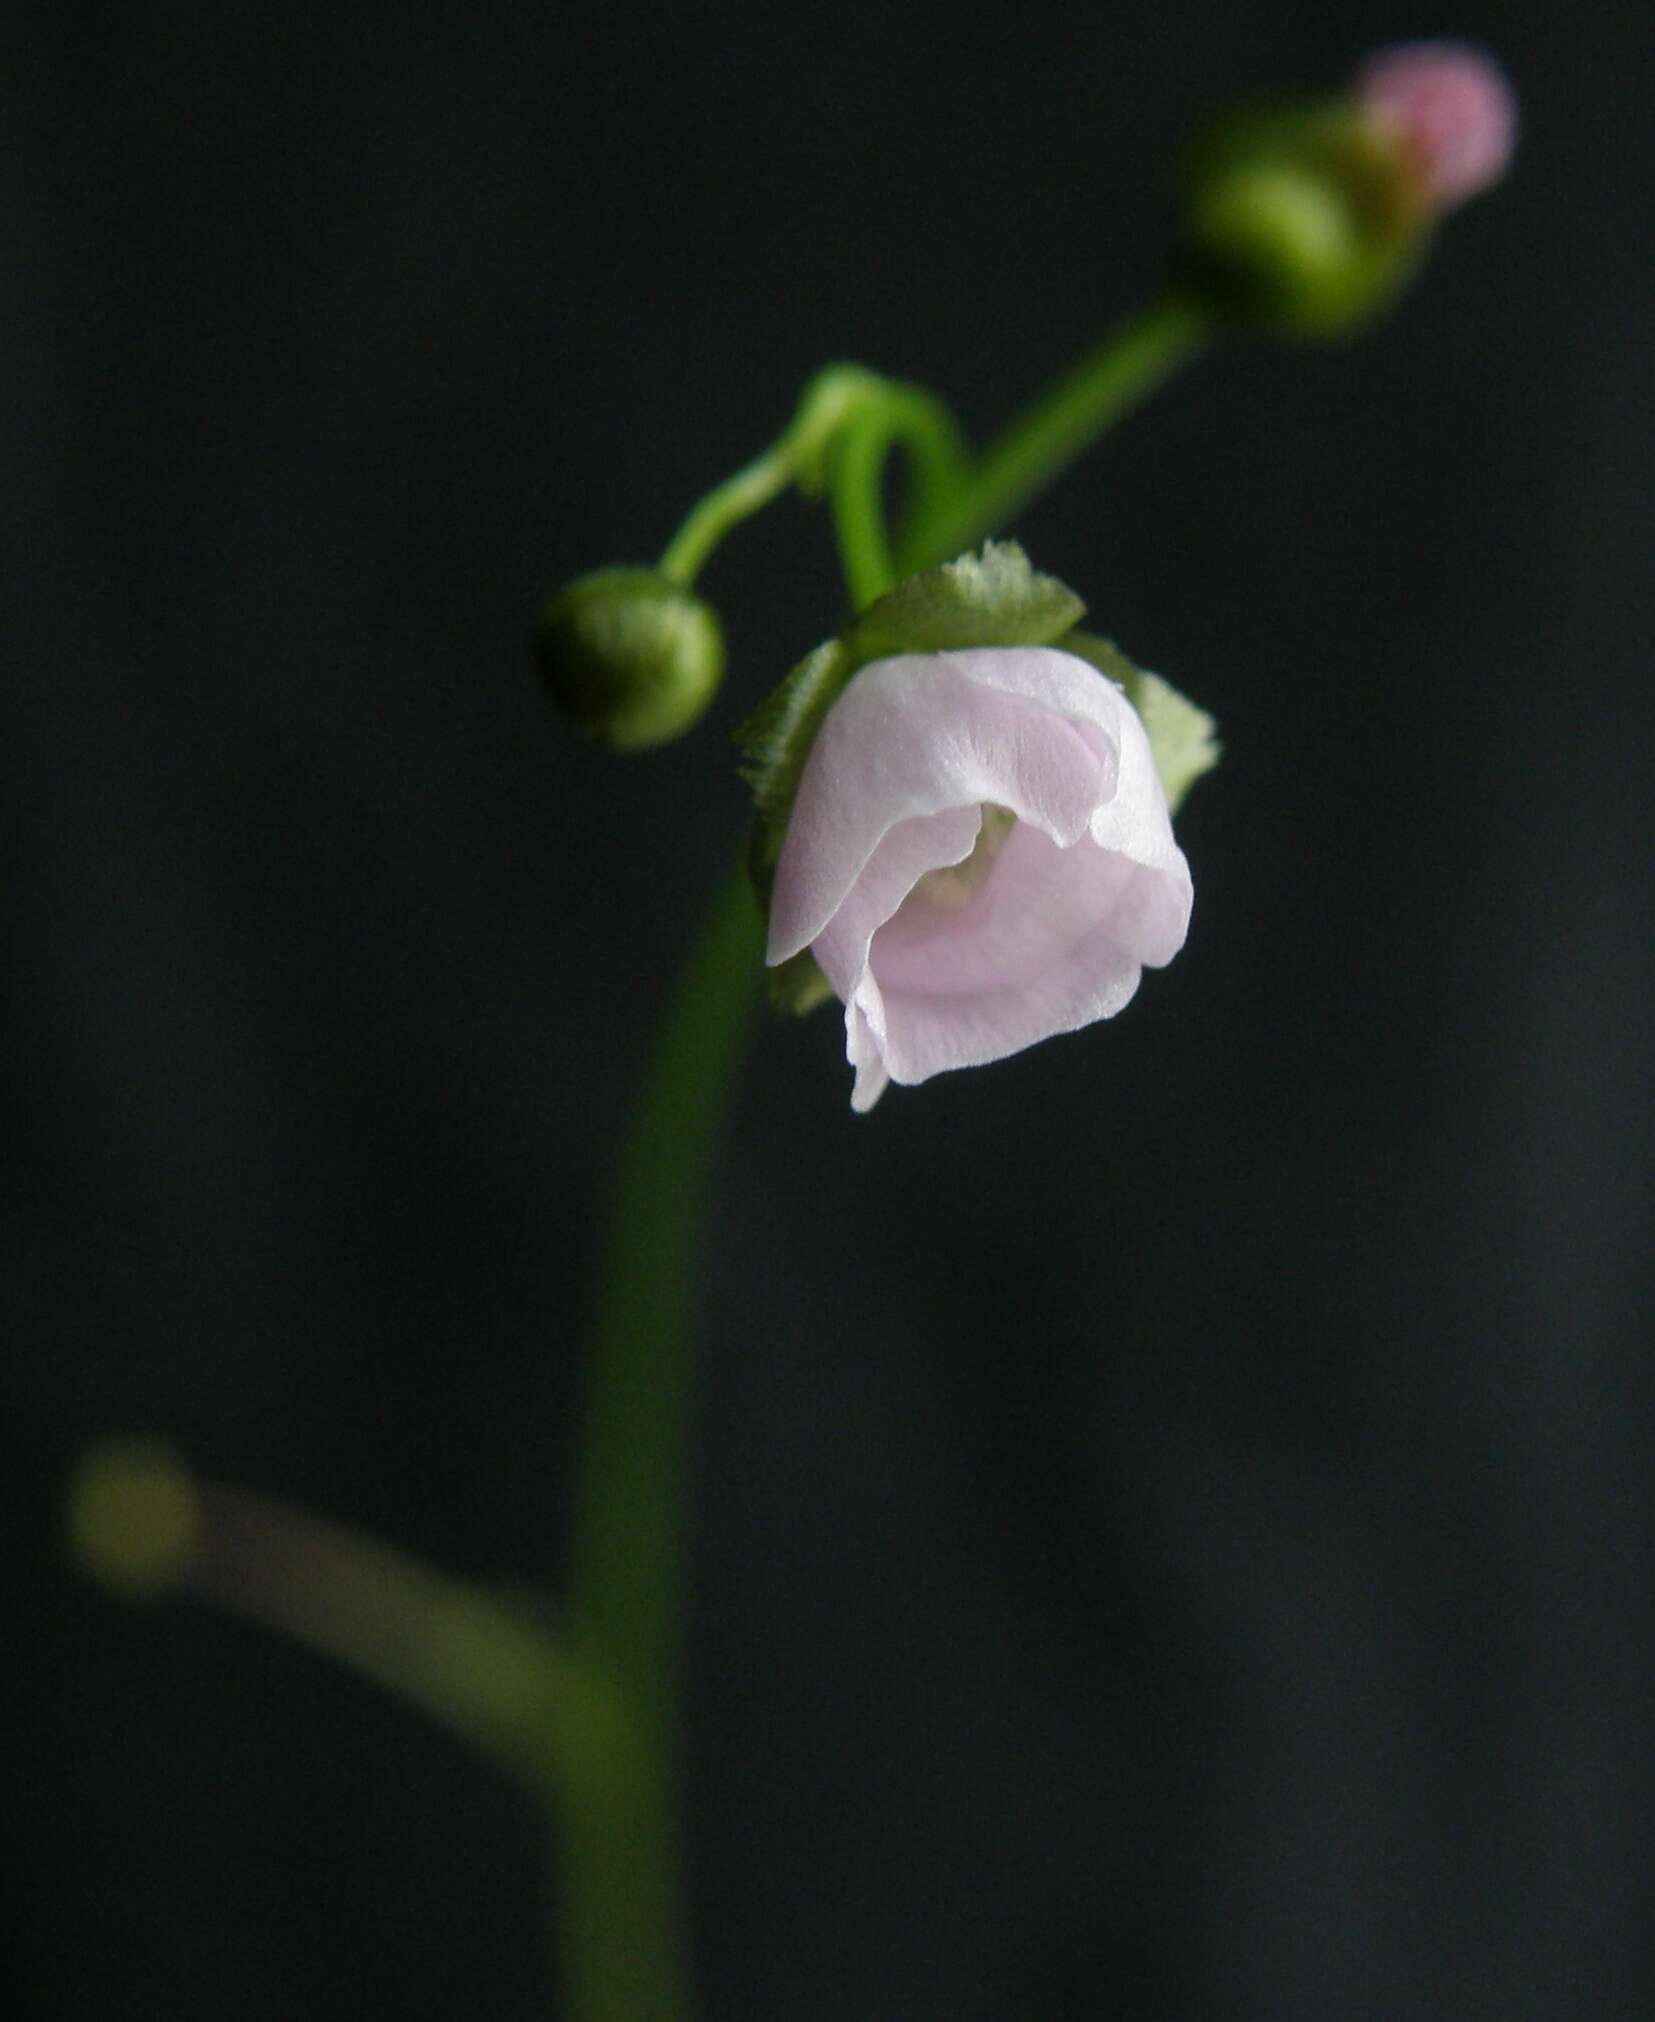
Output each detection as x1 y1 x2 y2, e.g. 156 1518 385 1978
1177 43 1515 336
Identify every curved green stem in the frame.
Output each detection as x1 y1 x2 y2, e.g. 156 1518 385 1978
656 364 882 585
657 438 808 588
895 291 1212 574
827 411 893 610
827 386 968 609
561 861 764 2021
659 366 964 599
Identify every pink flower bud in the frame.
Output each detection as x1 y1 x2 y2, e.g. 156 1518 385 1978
1354 42 1517 208
766 648 1193 1111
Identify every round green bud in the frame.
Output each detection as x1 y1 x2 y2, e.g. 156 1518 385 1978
1176 105 1424 336
534 567 725 752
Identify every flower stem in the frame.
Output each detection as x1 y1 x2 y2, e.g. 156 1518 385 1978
827 383 969 609
561 861 764 2020
658 366 964 595
895 291 1213 574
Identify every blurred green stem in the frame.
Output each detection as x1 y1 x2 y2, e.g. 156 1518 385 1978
561 863 764 2020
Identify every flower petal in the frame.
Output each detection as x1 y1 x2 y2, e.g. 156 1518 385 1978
846 996 890 1113
762 643 1196 1106
863 818 1192 1087
810 804 983 1005
766 651 1117 964
1086 674 1190 880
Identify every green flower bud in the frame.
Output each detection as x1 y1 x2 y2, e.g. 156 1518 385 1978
1176 105 1423 336
534 567 724 752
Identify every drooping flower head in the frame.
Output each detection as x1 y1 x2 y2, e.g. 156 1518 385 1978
740 546 1215 1111
768 645 1193 1110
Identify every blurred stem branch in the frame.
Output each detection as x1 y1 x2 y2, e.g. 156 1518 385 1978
65 1440 619 1798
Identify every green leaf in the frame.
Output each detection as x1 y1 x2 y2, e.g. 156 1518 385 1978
848 539 1085 658
1061 630 1219 815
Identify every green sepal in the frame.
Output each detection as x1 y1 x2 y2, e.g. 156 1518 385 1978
767 947 837 1017
736 541 1086 878
1060 630 1219 815
735 636 851 873
846 540 1086 659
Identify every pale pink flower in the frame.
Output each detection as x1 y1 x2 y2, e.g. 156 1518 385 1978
766 647 1193 1111
1354 42 1517 208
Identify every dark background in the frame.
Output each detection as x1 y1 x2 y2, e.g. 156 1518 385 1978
7 3 1652 2016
